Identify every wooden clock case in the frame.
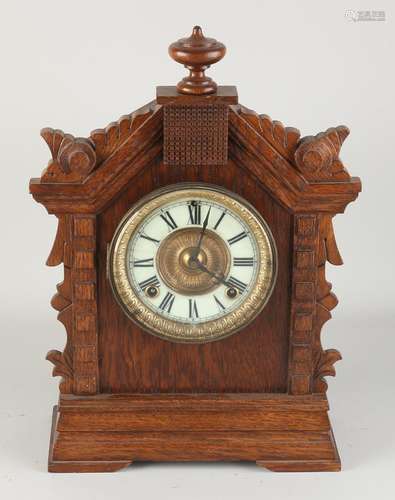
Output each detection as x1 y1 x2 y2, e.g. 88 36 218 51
30 27 361 473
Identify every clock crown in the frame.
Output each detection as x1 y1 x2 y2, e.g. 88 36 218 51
168 26 226 96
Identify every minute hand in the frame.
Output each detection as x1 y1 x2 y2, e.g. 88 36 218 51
194 206 211 256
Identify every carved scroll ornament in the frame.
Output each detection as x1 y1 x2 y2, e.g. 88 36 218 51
41 130 96 183
295 126 350 181
40 103 156 184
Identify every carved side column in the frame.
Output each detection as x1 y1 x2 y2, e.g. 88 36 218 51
46 215 99 395
71 215 99 394
288 214 343 395
288 215 318 395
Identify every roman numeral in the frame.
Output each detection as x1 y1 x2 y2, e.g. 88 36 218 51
227 276 247 293
213 210 226 230
213 294 225 311
160 210 178 231
138 275 160 290
188 299 199 319
140 233 160 244
228 231 248 246
133 258 154 267
188 201 201 225
159 292 175 313
233 257 254 267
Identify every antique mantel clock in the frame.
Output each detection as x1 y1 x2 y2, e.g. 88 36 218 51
30 27 361 472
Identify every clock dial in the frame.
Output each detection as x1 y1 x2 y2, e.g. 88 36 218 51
109 184 277 343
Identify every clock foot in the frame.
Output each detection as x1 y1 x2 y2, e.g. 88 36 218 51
256 458 341 473
48 406 132 473
48 459 133 473
256 426 341 472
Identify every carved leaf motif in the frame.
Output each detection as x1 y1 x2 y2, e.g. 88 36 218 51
46 215 65 266
236 106 301 162
314 349 342 392
46 216 74 393
321 215 343 265
46 349 73 379
316 349 342 378
90 102 157 165
295 126 350 181
313 215 344 393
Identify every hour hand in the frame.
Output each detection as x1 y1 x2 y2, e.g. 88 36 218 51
195 260 228 287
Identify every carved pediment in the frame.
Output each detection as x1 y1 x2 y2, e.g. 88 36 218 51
30 103 162 213
31 96 361 216
39 102 158 184
229 105 360 213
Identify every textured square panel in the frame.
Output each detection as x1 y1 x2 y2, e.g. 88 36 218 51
164 104 228 166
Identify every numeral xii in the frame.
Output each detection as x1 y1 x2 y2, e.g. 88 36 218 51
188 201 201 225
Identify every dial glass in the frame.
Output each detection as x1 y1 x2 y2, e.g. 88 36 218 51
109 184 277 343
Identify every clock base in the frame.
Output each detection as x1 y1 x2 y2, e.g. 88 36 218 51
48 394 341 473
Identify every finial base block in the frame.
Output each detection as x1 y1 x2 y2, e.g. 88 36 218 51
176 76 217 95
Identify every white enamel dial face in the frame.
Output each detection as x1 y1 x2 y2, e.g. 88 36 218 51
127 198 258 324
110 185 277 343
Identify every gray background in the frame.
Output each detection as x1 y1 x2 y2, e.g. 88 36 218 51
0 0 394 498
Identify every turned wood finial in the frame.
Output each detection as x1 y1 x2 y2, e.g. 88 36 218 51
168 26 226 95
